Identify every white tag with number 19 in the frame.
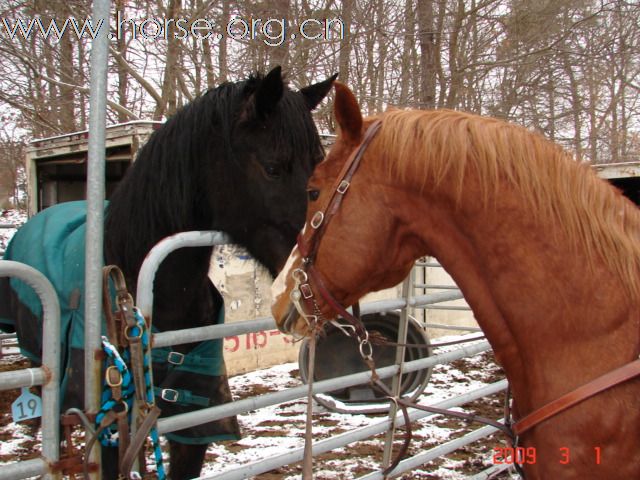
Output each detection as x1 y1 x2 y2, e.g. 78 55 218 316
11 387 42 422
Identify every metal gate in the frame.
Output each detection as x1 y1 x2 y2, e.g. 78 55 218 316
0 261 61 479
139 233 510 479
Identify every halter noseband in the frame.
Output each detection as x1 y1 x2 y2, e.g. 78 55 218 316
288 120 383 348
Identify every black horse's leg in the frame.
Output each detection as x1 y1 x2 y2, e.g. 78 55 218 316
101 445 120 479
168 441 209 479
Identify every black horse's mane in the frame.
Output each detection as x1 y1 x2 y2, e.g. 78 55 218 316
105 73 322 278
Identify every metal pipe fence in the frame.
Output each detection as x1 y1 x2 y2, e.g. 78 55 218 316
0 260 61 480
157 338 492 435
205 380 507 480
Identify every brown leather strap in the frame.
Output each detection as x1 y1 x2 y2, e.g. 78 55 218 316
514 357 640 436
103 265 136 348
370 377 514 474
299 120 382 263
368 330 486 349
120 405 162 477
102 265 157 477
84 409 125 479
307 265 367 339
373 378 514 438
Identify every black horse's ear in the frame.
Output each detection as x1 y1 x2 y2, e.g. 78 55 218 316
253 66 285 119
300 73 338 110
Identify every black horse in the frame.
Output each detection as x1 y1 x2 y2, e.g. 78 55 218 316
0 66 335 479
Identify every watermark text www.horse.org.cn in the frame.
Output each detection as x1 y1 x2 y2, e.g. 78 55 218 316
1 13 345 46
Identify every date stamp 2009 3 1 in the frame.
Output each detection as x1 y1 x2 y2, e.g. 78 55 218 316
492 446 602 465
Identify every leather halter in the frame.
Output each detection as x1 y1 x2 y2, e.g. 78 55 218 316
291 120 382 343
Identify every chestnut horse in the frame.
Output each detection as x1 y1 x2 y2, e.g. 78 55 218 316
271 83 640 479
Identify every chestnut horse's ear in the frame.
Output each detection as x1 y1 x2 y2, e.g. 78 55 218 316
334 82 363 144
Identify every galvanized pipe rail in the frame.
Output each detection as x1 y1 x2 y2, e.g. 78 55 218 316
0 260 61 480
152 290 464 348
83 0 110 450
158 338 491 435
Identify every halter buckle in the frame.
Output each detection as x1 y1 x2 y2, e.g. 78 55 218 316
167 351 185 365
337 180 350 194
299 283 314 299
310 211 324 229
105 365 122 387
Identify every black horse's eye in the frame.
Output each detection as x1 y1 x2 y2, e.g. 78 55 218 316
264 164 281 179
308 189 320 201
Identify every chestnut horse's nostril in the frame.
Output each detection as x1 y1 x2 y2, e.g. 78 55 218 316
281 303 300 334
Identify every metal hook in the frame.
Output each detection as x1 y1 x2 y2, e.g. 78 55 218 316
292 268 308 283
329 319 357 337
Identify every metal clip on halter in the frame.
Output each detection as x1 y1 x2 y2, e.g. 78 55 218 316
290 268 319 329
329 319 357 337
329 319 373 361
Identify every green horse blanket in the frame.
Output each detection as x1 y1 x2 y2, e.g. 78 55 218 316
0 201 239 444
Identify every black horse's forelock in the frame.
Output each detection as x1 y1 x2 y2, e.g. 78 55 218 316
272 90 325 168
217 73 323 171
104 73 321 278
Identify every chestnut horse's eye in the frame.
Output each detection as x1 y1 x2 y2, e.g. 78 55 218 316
308 189 320 201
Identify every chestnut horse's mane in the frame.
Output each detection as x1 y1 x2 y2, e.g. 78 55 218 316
371 108 640 295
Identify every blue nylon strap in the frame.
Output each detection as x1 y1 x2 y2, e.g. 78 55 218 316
97 336 134 447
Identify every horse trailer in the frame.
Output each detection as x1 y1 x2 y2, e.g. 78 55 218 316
24 121 162 217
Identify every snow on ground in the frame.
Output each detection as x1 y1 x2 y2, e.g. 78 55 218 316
0 209 26 253
194 337 518 479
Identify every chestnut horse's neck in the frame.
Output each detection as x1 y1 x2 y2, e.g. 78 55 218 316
375 144 640 478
